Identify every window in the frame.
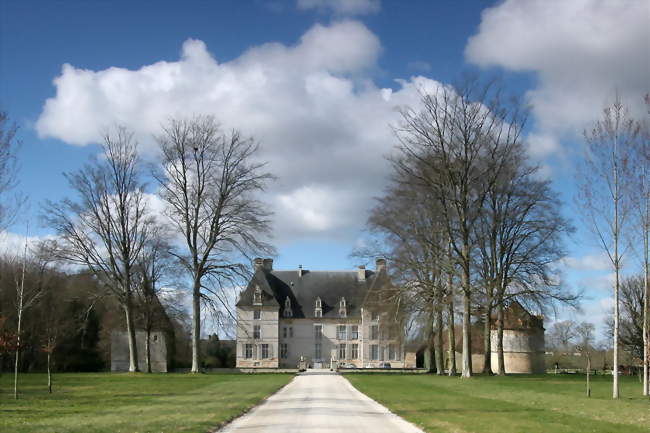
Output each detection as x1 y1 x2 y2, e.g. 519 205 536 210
315 297 322 318
370 325 379 340
280 343 288 359
289 327 294 338
253 287 262 305
261 344 269 359
314 343 322 359
351 325 359 340
338 343 346 360
337 325 347 340
245 344 253 359
339 297 347 318
389 344 396 361
370 344 379 360
388 326 397 340
284 297 293 317
314 324 322 339
282 327 287 338
371 311 379 321
254 309 261 320
253 325 261 339
351 343 359 359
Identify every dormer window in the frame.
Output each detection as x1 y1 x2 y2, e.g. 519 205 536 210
315 297 322 318
284 297 293 318
253 286 262 305
339 297 347 318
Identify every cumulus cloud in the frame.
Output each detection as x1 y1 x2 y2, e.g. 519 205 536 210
297 0 380 15
36 20 442 244
466 0 650 145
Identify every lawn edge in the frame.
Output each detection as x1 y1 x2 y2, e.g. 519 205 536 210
208 374 296 433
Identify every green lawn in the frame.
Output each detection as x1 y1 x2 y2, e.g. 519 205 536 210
0 372 292 433
346 373 650 433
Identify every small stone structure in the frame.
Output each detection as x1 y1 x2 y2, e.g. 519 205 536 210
111 330 168 372
490 301 545 374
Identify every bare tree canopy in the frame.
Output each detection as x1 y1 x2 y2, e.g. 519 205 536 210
0 111 23 231
391 78 530 377
154 115 274 372
43 127 151 372
576 96 640 398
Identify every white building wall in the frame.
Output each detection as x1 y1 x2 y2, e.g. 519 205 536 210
236 307 407 369
236 306 279 368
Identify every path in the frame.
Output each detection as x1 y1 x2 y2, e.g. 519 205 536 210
218 370 424 433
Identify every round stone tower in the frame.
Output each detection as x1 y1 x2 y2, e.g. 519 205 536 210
490 301 545 374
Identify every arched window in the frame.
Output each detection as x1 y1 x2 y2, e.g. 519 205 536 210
339 297 347 318
253 286 262 305
315 297 322 318
284 297 293 318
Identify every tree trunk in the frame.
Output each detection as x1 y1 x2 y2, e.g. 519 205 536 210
424 311 435 373
447 267 457 376
434 308 444 375
461 288 472 378
643 219 648 396
497 301 506 375
586 355 591 398
482 302 493 375
191 277 201 373
47 352 52 394
124 295 139 373
145 327 152 374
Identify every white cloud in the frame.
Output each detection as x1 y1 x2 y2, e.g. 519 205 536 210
561 253 611 272
36 21 443 244
297 0 380 15
466 0 650 139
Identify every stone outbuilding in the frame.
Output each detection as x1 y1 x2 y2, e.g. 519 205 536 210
490 301 545 374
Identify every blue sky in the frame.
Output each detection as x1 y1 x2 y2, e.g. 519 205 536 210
1 0 648 338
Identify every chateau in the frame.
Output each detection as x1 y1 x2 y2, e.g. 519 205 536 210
235 258 411 369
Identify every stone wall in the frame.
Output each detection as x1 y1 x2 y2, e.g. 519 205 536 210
489 328 545 374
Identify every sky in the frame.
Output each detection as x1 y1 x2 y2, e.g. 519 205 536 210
1 0 649 339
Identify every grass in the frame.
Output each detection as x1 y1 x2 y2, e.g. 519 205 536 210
0 372 293 433
346 373 650 433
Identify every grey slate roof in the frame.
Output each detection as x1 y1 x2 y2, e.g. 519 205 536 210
237 268 384 319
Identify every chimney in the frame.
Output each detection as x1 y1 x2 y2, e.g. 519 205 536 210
358 265 366 281
263 258 273 272
298 265 303 277
376 258 386 272
253 258 264 271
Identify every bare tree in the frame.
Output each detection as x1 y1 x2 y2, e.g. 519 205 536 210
475 153 574 375
43 128 151 372
360 179 449 374
576 97 638 398
0 111 23 231
154 116 274 373
12 234 47 399
394 79 527 377
576 321 596 397
630 93 650 396
547 320 578 353
135 224 174 373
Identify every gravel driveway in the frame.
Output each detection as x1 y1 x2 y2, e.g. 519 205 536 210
218 370 424 433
